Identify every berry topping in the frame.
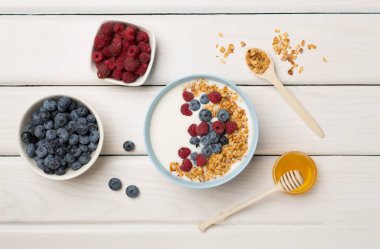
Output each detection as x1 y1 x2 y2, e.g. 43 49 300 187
109 178 122 191
180 159 192 172
201 146 212 158
189 99 201 111
123 140 135 151
217 109 230 122
124 57 140 72
200 135 210 146
199 109 213 122
136 63 149 76
190 137 200 147
208 130 220 144
138 52 151 64
225 121 238 134
196 122 209 136
208 91 222 103
220 136 229 145
178 147 191 159
190 152 198 161
196 154 207 167
187 124 197 137
182 91 194 102
126 185 139 198
200 94 210 104
180 103 192 116
97 64 111 79
212 121 225 134
92 51 103 63
136 30 149 43
122 72 138 84
210 143 222 153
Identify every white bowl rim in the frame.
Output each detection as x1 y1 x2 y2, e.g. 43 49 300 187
18 94 104 180
89 19 156 87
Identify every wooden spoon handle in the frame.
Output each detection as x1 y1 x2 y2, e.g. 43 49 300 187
271 77 324 138
198 186 279 232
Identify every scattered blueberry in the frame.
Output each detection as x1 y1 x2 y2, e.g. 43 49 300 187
189 99 201 111
199 109 213 122
200 94 210 104
190 136 200 146
126 185 139 198
123 140 135 152
217 109 230 122
201 146 212 158
220 136 229 145
108 178 122 191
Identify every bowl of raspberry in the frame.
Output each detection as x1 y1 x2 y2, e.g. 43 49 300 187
18 95 104 180
91 20 156 86
144 75 259 188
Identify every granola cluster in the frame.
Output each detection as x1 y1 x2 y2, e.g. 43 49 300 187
245 48 271 75
170 79 250 182
216 32 246 64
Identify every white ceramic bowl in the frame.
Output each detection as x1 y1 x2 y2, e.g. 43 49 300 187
90 20 156 87
18 94 104 180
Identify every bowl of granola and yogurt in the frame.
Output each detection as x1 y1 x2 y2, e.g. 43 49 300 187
144 75 259 188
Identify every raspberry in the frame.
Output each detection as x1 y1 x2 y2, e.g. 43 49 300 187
180 159 192 172
95 62 102 69
122 72 138 83
109 43 122 57
94 34 110 50
138 42 151 53
196 154 207 167
101 46 112 58
136 30 149 43
113 23 126 34
112 69 123 80
187 124 197 137
92 51 103 63
180 103 192 116
115 56 126 70
124 57 140 72
122 40 133 50
225 121 238 134
105 58 116 70
99 22 114 36
122 26 136 41
212 121 225 134
127 45 140 58
208 91 222 103
139 52 151 64
112 36 123 46
136 63 148 76
182 91 194 102
196 122 209 136
178 147 191 159
97 64 110 79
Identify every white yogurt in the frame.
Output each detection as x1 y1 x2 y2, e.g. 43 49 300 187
149 79 253 181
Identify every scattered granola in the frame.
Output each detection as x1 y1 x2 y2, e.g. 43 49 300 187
218 32 224 38
240 41 246 47
245 48 271 75
298 66 304 74
322 57 328 63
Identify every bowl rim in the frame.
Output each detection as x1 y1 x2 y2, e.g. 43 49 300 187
18 94 104 180
144 74 260 188
90 19 156 87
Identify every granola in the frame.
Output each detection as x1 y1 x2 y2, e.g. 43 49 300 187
245 48 271 75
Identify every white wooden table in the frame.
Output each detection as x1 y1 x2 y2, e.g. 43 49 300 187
1 1 380 248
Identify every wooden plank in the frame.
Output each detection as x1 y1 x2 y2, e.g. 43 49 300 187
1 225 379 249
0 15 379 85
0 0 379 14
1 156 379 225
1 86 380 155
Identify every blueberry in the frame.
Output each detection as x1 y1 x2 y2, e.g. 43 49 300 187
64 153 75 164
76 105 89 117
39 111 50 122
32 111 43 125
208 130 220 144
88 142 98 152
200 135 210 146
58 130 69 144
210 143 222 153
36 146 48 158
217 109 230 122
89 130 100 143
68 101 76 111
69 134 79 145
70 110 80 121
46 130 57 141
78 153 91 164
21 132 36 144
43 167 54 175
54 113 68 128
55 167 66 176
58 96 71 110
70 146 82 158
220 136 229 145
79 144 89 152
87 123 98 133
23 122 35 134
56 128 66 136
43 120 54 130
123 140 135 152
47 139 59 154
189 99 201 111
108 178 122 191
126 185 139 198
200 94 210 104
50 110 59 119
87 114 96 124
190 152 197 161
201 146 212 158
77 117 87 125
70 161 82 170
199 109 213 122
55 147 66 159
36 159 45 170
77 124 88 136
79 135 90 145
36 139 49 148
190 136 200 146
42 99 57 111
67 120 78 133
34 125 46 138
45 156 60 170
26 143 36 157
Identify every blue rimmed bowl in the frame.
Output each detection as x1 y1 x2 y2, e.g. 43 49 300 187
144 75 259 188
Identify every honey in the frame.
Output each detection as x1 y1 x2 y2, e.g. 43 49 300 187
272 151 317 195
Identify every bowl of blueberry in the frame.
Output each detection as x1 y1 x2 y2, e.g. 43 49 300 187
18 95 104 180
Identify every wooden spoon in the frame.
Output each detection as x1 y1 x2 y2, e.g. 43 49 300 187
198 170 304 232
245 48 324 138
